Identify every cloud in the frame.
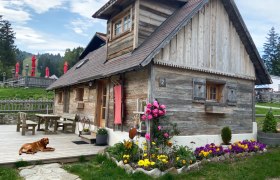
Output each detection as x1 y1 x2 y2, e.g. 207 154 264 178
235 0 280 53
22 0 66 14
69 0 108 19
69 18 95 35
0 1 31 24
14 26 82 55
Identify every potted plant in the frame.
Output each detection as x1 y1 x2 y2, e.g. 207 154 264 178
221 126 232 146
96 128 108 145
258 111 280 146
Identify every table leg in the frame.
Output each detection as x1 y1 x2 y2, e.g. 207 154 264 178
54 119 58 133
45 118 49 134
37 117 41 130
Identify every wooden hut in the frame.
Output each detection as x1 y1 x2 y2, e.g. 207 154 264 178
48 0 271 147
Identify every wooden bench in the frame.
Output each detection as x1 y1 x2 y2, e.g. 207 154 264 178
80 133 96 144
17 112 37 135
55 113 77 133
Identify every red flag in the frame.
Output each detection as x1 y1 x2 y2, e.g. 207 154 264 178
63 61 68 74
45 67 49 78
31 55 36 77
15 62 19 78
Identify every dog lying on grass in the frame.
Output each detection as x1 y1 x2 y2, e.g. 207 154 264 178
19 138 55 155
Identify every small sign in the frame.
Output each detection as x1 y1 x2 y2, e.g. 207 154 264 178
159 78 166 87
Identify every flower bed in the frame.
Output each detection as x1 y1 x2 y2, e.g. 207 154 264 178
105 100 268 177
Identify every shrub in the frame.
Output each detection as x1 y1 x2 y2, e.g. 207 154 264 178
221 126 232 145
15 160 30 168
97 128 108 135
263 111 277 133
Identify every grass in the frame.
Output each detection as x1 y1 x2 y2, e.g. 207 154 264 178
256 102 280 108
0 87 54 100
64 148 280 180
0 167 21 180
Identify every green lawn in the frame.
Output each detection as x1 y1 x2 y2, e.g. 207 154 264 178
0 167 21 180
0 87 54 100
64 148 280 180
257 102 280 108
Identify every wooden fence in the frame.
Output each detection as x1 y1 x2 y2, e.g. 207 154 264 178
4 76 56 88
0 99 54 113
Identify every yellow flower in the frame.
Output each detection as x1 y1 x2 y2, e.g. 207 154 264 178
152 142 156 145
182 160 186 164
190 160 192 164
124 140 132 149
209 150 212 153
216 148 220 151
123 154 130 158
143 145 147 151
151 162 155 166
138 160 144 166
143 153 147 157
135 141 139 145
152 154 156 158
124 160 128 164
176 157 180 161
229 145 232 150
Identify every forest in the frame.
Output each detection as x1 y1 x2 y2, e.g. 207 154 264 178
0 15 84 80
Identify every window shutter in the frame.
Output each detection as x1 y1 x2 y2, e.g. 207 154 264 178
193 78 206 101
227 84 237 105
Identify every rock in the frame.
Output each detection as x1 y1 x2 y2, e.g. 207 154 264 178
250 152 255 156
219 155 225 161
124 164 133 174
18 165 35 170
201 159 208 164
111 157 118 164
105 152 110 159
51 168 67 173
41 163 61 169
164 167 178 175
189 163 199 171
148 168 162 178
211 157 219 162
20 169 37 177
60 173 80 180
181 166 190 173
25 175 42 180
257 151 263 154
235 153 242 158
38 168 52 174
263 149 268 153
117 160 124 168
244 152 249 157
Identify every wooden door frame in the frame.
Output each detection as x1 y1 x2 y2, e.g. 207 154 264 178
95 80 109 128
63 87 70 113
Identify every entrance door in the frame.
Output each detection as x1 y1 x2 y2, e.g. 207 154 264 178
97 81 107 127
63 88 70 113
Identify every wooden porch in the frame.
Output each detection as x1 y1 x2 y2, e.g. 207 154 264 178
0 125 106 167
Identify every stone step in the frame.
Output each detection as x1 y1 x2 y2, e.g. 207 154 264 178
80 134 96 144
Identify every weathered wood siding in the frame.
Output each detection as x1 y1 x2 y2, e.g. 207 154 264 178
154 0 255 78
107 68 149 131
54 85 97 124
138 0 179 46
107 6 135 60
153 65 254 135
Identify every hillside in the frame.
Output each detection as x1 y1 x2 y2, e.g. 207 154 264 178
22 56 41 76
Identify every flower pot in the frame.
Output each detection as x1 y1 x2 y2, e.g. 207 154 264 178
257 131 280 146
96 134 108 146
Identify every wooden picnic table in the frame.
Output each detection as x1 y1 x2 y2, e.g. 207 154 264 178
35 114 61 134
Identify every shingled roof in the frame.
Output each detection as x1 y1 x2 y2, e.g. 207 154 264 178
47 0 271 90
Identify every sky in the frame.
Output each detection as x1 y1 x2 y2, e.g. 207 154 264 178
0 0 280 56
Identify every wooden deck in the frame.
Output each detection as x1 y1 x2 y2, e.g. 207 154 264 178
0 125 106 167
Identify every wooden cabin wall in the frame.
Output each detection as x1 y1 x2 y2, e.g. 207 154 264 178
153 65 254 135
154 0 255 78
137 0 179 46
54 85 97 123
107 68 149 131
107 6 135 60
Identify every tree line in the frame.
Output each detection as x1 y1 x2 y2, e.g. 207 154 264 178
0 16 84 80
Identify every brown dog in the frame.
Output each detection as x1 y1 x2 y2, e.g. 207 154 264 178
19 138 55 155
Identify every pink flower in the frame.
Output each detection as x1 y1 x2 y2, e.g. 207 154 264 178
159 110 164 116
160 104 166 109
152 109 159 114
153 113 158 118
145 133 150 141
147 114 153 120
153 101 159 108
146 108 151 114
158 126 161 130
147 103 152 108
164 133 169 138
141 115 147 121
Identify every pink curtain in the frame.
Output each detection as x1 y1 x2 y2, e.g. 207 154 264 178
114 85 122 125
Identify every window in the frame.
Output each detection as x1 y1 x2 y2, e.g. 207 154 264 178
123 14 131 31
114 20 122 36
113 12 131 37
206 83 224 102
76 88 84 101
57 92 63 104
